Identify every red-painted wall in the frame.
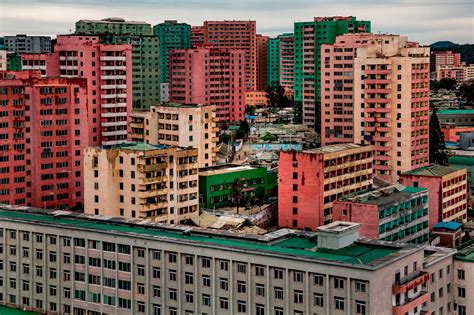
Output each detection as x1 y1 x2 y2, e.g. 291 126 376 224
332 201 380 239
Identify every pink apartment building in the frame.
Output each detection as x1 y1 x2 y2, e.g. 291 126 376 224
22 35 133 146
203 21 257 90
169 47 245 126
0 70 88 209
321 34 430 182
191 26 204 48
430 50 461 73
256 34 268 90
279 33 294 92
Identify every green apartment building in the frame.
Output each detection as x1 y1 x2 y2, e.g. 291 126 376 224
75 18 160 110
293 16 370 128
266 37 280 87
199 165 277 209
153 20 191 83
7 53 22 70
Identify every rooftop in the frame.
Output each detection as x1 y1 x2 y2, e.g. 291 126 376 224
433 222 463 231
337 184 426 207
303 143 365 154
0 206 422 270
423 246 457 268
0 306 40 314
78 18 149 25
438 109 474 115
199 164 263 176
454 240 474 263
449 155 474 165
402 164 461 177
98 141 169 151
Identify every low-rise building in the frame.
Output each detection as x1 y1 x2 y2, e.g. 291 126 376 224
437 109 474 127
0 210 437 315
441 125 474 143
244 90 268 108
84 142 199 224
333 184 430 243
130 103 218 168
432 222 464 248
448 155 474 205
199 164 277 209
278 144 373 229
400 164 468 228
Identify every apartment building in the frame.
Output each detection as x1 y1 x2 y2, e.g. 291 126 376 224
256 34 268 90
0 50 7 71
75 18 160 109
0 70 87 209
333 184 430 243
22 35 133 146
84 142 198 223
191 26 204 48
245 91 269 108
430 50 461 73
294 16 371 130
266 33 294 92
266 37 280 87
400 164 468 228
4 35 52 54
153 20 191 84
278 144 373 229
320 34 430 182
0 210 438 315
169 47 245 127
454 241 474 315
203 21 257 90
130 103 218 168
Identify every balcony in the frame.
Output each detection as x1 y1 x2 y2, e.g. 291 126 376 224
392 271 429 294
101 130 128 137
129 122 143 129
141 176 167 184
137 163 167 172
101 112 127 118
101 139 127 146
100 56 126 61
101 121 127 127
59 56 77 60
100 65 126 71
392 291 428 315
101 102 127 109
101 75 126 80
101 84 127 90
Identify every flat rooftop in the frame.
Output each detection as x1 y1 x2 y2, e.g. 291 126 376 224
438 109 474 115
423 246 457 267
303 143 365 154
199 164 262 176
0 206 421 270
402 164 460 177
454 240 474 263
0 306 40 314
78 18 149 25
338 184 427 207
98 142 169 151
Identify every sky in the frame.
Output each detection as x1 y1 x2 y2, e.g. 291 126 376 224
1 0 473 45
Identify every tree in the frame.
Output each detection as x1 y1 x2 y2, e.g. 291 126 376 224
265 84 293 108
429 109 449 165
430 78 457 91
231 178 244 214
235 119 250 140
260 132 278 142
251 186 267 208
219 133 231 144
459 79 474 106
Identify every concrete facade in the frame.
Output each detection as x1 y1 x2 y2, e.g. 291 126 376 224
203 21 257 90
279 33 294 93
333 185 430 243
244 91 268 108
22 35 133 147
0 207 437 315
256 34 268 91
293 16 371 132
0 71 88 210
278 144 373 229
430 50 461 73
266 37 280 87
169 47 245 127
400 164 468 229
191 26 204 48
130 104 218 168
4 35 52 54
153 20 191 84
454 241 474 315
75 18 160 110
0 50 7 71
84 142 199 223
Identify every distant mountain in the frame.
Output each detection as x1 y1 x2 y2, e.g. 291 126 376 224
430 42 474 65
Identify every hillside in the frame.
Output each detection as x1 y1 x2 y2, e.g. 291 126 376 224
430 41 474 65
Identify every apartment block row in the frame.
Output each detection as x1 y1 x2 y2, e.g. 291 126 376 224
1 207 471 315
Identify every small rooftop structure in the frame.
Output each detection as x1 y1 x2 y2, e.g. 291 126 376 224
77 18 149 25
402 164 460 177
317 221 360 250
199 164 261 176
433 222 463 231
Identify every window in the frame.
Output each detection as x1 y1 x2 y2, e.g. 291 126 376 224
237 301 247 313
256 304 265 315
274 268 284 279
168 253 177 263
256 284 265 297
202 275 210 287
153 286 161 297
220 260 229 271
237 281 246 293
294 290 303 303
314 293 324 307
202 294 211 307
355 281 366 293
458 269 465 280
335 297 345 310
185 291 193 303
185 255 194 265
255 265 265 277
185 273 193 284
219 278 228 291
274 307 284 315
458 287 466 298
202 257 211 268
294 271 303 282
168 289 177 300
237 263 247 273
314 274 324 286
356 301 366 315
334 277 344 289
219 297 229 310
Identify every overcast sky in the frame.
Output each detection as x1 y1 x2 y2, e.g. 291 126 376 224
1 0 473 45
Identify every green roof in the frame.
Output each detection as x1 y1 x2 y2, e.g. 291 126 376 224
99 142 168 151
449 155 474 166
0 209 404 268
402 164 459 177
0 306 40 314
455 240 474 263
403 186 427 193
438 109 474 115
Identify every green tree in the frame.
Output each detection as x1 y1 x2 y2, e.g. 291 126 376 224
251 186 267 207
219 133 231 144
429 109 449 165
459 79 474 106
235 120 250 140
231 178 244 214
260 132 278 142
431 78 457 91
265 84 292 108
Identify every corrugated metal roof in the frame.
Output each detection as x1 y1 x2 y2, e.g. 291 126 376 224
433 222 462 231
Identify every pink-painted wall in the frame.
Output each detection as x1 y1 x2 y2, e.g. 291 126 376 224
278 151 325 229
332 201 380 239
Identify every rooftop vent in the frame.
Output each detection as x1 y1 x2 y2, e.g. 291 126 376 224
316 221 360 250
